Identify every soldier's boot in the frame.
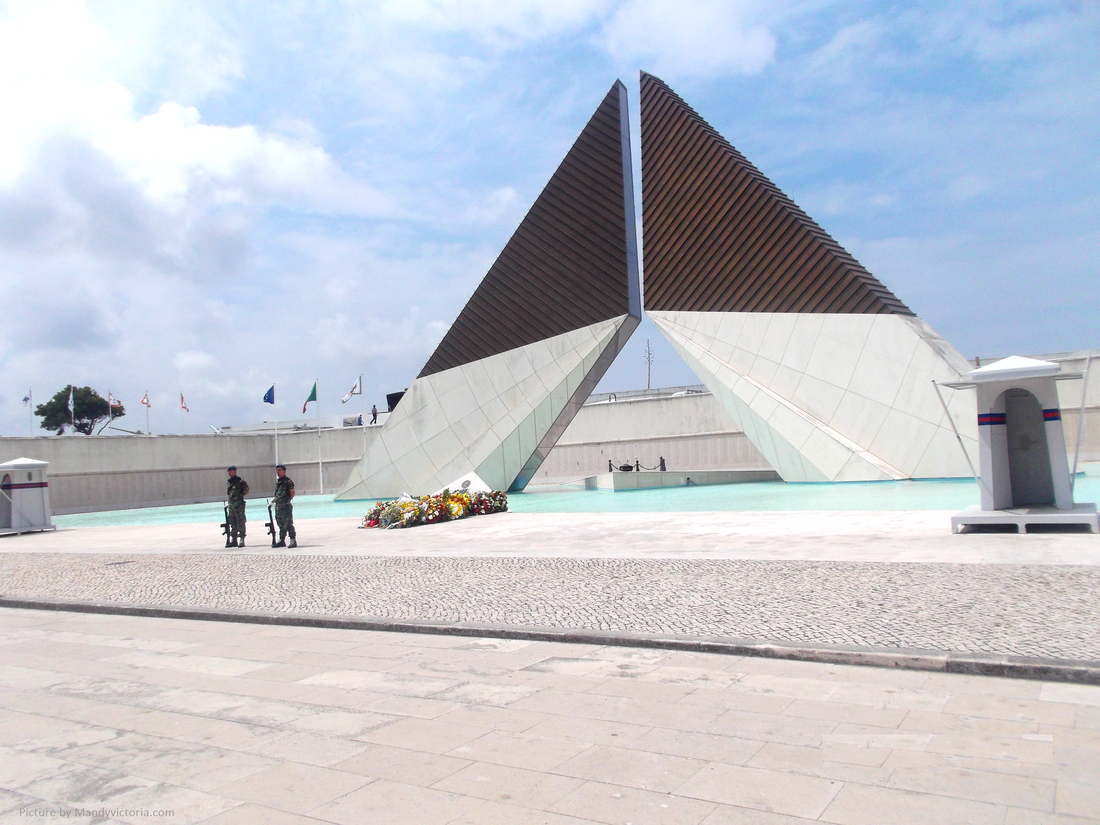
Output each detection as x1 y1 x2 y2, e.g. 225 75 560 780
238 536 245 548
229 538 239 547
275 532 287 548
287 536 297 549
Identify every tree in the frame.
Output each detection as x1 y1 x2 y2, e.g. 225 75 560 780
35 386 126 435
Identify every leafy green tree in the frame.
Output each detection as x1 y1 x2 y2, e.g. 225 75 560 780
35 386 126 435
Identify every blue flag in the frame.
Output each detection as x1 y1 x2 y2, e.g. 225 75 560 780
263 385 275 404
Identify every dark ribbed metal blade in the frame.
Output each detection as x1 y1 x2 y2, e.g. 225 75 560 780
419 81 641 378
640 72 911 315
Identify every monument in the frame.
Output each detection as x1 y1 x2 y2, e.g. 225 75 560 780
337 81 641 500
639 72 978 482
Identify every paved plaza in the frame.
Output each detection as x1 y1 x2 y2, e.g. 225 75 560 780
2 607 1099 824
1 509 1098 821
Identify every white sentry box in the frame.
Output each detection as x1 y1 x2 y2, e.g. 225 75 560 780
0 457 55 535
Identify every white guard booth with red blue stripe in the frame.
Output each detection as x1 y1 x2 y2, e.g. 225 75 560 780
948 356 1097 533
0 457 55 535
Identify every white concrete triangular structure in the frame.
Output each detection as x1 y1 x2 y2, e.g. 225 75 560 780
649 312 979 482
640 74 979 483
338 317 635 498
337 81 641 500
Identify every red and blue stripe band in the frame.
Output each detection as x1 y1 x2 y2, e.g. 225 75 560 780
978 413 1006 426
0 481 48 491
1043 409 1061 421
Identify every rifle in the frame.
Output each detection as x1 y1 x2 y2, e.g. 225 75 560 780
265 500 277 547
220 502 231 547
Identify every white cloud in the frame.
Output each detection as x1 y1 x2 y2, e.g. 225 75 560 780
174 351 217 372
379 0 611 45
603 0 780 77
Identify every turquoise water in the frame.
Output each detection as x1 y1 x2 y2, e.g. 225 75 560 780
54 465 1099 528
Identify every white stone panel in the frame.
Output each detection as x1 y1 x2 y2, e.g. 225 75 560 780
829 392 892 448
769 365 804 400
425 366 467 401
779 315 826 374
758 314 797 363
748 356 780 387
421 428 466 473
820 314 875 350
737 314 771 356
437 382 481 427
866 315 922 368
336 316 630 500
847 349 907 407
835 453 892 482
503 347 535 386
791 374 846 425
805 335 863 390
799 427 858 480
650 309 976 482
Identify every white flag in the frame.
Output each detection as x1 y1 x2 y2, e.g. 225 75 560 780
341 376 362 404
180 393 189 412
140 392 150 408
67 387 74 412
108 392 121 408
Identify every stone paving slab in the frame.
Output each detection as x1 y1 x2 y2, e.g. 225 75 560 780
1 553 1099 661
1 608 1099 824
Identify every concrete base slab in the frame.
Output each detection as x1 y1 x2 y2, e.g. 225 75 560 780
952 502 1099 534
580 469 780 491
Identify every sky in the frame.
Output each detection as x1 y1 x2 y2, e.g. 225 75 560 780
1 0 1097 436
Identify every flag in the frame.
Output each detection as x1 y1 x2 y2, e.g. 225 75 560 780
22 393 30 407
341 376 361 404
67 387 74 413
108 392 121 408
263 385 275 405
180 393 189 413
140 393 150 408
302 380 317 414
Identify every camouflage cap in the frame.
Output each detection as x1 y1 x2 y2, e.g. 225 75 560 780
227 465 237 471
276 464 286 470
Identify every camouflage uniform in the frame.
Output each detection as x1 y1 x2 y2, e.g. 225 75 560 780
273 472 296 546
226 473 249 544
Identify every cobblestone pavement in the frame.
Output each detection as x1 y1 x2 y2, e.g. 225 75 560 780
2 553 1098 660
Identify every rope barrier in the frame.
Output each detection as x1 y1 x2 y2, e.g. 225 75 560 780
607 457 668 472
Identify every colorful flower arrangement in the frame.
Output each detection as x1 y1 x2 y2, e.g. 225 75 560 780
361 489 508 529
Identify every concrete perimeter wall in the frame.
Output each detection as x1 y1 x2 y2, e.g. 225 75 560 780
533 390 771 483
0 427 378 514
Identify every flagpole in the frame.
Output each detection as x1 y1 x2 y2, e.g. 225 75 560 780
273 383 279 468
28 389 32 437
316 379 324 495
360 374 366 455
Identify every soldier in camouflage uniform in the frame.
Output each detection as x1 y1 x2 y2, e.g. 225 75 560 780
273 463 296 548
225 466 249 547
